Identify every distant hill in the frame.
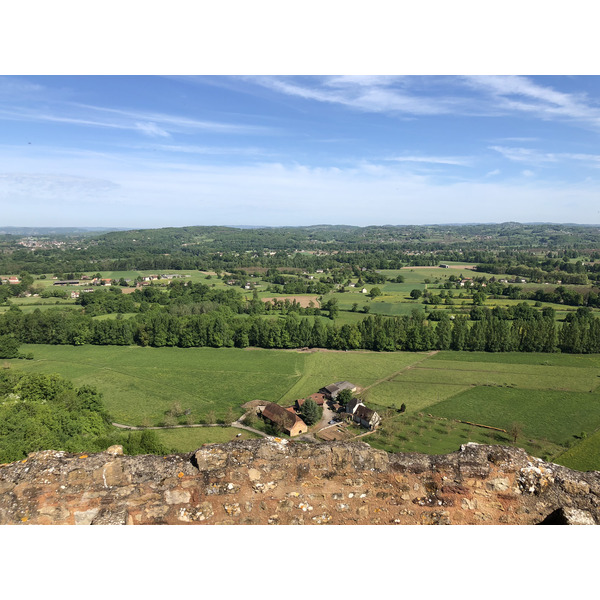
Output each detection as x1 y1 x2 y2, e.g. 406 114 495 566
0 227 131 236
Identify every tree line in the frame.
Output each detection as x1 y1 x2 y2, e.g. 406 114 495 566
1 303 598 354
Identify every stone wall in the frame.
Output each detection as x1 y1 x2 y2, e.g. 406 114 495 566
1 439 598 525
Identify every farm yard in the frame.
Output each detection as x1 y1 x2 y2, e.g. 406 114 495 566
5 344 600 470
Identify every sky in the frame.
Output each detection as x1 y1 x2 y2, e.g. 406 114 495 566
2 74 600 228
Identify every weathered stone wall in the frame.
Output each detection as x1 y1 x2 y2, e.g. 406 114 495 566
1 439 598 524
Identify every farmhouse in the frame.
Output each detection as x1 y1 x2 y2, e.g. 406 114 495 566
342 395 381 430
345 397 362 415
260 402 308 437
319 381 357 400
353 405 381 430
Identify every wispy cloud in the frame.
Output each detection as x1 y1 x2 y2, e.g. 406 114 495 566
0 172 119 200
3 148 600 226
74 103 274 135
490 145 559 165
248 75 600 132
0 99 275 139
386 155 472 166
491 145 600 167
466 75 600 128
249 76 469 116
0 76 44 99
148 143 269 156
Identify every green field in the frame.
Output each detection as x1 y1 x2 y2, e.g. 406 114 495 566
4 344 600 470
428 387 600 446
154 426 261 452
554 429 600 472
7 345 303 425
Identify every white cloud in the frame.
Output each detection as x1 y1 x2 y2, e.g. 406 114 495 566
149 143 269 157
250 76 468 116
0 100 275 139
2 145 599 226
521 170 535 177
0 172 119 201
490 145 558 165
466 75 600 128
386 155 472 166
491 145 600 167
134 122 170 138
249 75 600 132
74 103 275 135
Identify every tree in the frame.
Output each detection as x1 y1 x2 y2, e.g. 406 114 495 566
301 398 321 426
509 422 522 444
0 334 20 359
325 298 339 320
336 388 353 407
410 289 422 299
369 287 382 298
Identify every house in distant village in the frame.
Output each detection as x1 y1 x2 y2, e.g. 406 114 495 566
53 280 79 286
259 402 308 437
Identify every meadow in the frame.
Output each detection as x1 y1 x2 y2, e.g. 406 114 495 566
3 264 594 325
4 344 600 467
154 426 261 452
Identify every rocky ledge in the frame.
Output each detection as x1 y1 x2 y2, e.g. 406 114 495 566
0 439 598 525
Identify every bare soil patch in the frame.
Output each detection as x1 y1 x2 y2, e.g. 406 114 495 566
317 425 354 441
262 295 320 308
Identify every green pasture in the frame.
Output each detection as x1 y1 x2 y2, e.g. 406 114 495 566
365 412 565 459
367 379 470 412
369 301 422 316
7 345 304 426
429 350 600 368
277 350 429 404
4 344 600 468
155 426 260 453
428 387 600 447
399 363 598 393
554 429 600 472
0 301 79 314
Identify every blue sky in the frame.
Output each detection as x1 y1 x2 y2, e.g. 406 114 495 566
2 75 600 227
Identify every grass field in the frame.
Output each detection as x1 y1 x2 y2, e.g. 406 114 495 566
428 387 600 446
553 429 600 472
4 344 600 469
154 426 260 452
7 345 304 425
